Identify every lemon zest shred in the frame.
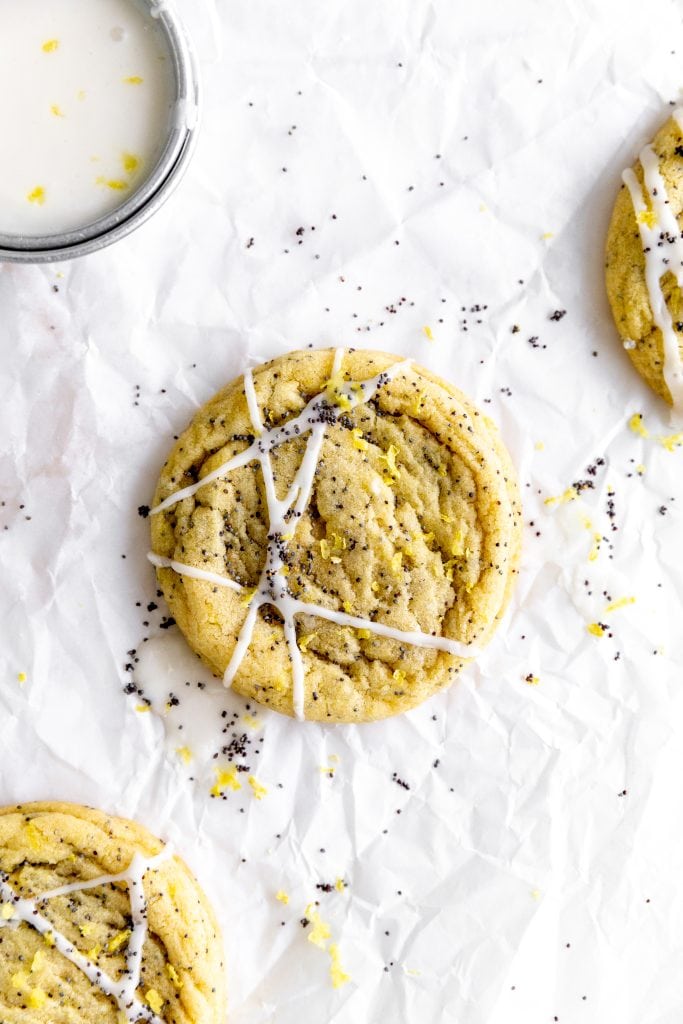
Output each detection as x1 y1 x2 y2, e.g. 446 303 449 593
210 765 242 797
329 943 351 988
628 413 649 438
544 486 577 507
604 596 636 614
248 775 267 800
146 989 163 1014
587 622 605 637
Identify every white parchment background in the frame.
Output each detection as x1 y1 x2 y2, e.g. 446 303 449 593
2 0 683 1021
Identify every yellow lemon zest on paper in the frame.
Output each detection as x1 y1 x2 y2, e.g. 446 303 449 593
637 208 657 228
135 704 150 713
588 533 602 562
525 674 540 686
123 75 144 85
604 596 636 614
530 888 542 900
305 907 331 949
541 231 554 240
587 623 605 637
658 432 683 452
176 746 192 765
146 990 163 1015
334 878 346 892
17 672 26 684
42 39 59 52
27 186 46 205
50 104 64 117
210 765 241 797
423 325 434 341
243 713 262 730
544 486 577 508
535 441 544 451
329 943 350 988
628 413 649 438
276 890 289 905
248 775 267 800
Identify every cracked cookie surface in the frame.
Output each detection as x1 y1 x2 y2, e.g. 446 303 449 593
0 802 224 1024
151 348 522 723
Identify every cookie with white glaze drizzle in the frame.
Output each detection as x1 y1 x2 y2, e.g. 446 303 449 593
606 109 683 409
0 802 224 1023
150 348 522 723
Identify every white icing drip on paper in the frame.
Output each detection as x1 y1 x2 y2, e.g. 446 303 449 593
0 845 172 1023
150 350 477 720
622 124 683 411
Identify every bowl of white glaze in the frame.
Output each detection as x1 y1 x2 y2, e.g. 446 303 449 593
0 0 199 263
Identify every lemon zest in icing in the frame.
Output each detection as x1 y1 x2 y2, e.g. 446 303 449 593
42 39 59 52
123 75 144 85
27 186 46 205
122 152 140 175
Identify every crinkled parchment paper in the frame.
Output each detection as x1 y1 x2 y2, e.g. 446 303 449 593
2 0 683 1020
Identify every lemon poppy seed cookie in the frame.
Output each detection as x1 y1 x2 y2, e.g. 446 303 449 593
606 110 683 407
149 348 522 723
0 802 225 1024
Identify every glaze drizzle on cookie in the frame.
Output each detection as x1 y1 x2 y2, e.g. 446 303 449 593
149 349 477 720
0 847 172 1023
622 111 683 411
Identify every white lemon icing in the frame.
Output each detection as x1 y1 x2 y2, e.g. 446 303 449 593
622 112 683 411
0 846 172 1023
149 350 477 720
